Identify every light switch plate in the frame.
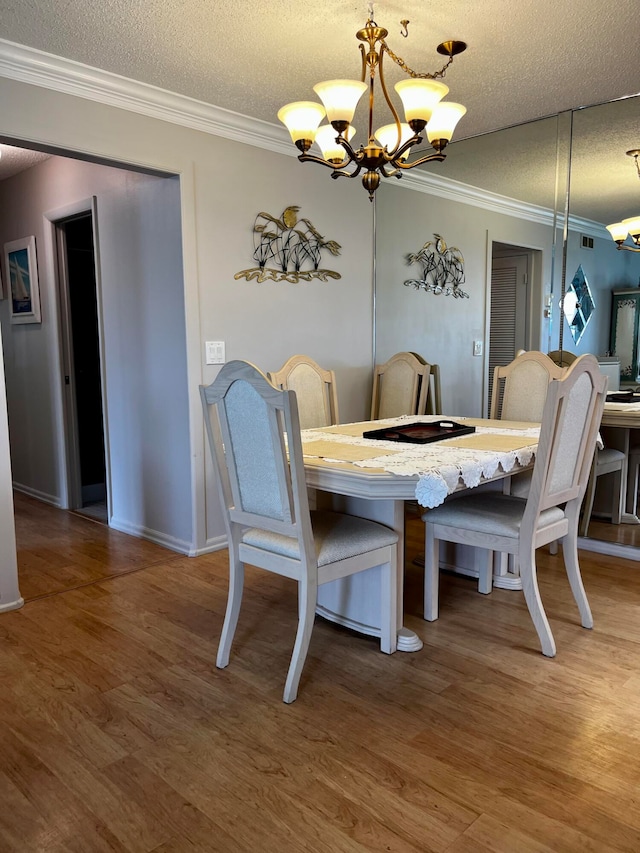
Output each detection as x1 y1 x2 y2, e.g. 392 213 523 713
205 341 225 364
473 340 483 357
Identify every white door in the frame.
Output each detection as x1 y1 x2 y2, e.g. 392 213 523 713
488 253 530 414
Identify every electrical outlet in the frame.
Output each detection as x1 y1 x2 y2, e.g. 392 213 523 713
473 340 483 357
205 341 225 364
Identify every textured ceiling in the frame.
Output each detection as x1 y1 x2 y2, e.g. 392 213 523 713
0 144 50 179
1 0 639 224
3 0 640 139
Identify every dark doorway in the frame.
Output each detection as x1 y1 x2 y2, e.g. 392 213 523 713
60 214 107 521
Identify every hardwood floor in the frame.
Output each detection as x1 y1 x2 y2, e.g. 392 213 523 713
14 493 180 601
3 497 640 851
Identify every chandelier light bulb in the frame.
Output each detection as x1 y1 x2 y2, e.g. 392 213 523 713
606 222 629 243
607 150 640 252
312 80 368 131
278 101 326 150
426 102 467 150
374 123 413 160
314 124 356 163
622 216 640 240
394 79 449 131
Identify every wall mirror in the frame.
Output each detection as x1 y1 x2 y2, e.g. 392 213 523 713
373 91 640 558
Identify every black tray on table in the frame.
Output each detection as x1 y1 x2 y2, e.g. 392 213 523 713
606 391 640 403
362 420 476 444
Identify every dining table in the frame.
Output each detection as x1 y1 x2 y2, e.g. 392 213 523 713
301 414 540 652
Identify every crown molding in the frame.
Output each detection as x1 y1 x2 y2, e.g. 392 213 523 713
0 38 292 156
0 38 606 233
393 169 555 227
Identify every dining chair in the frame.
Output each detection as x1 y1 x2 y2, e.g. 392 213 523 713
627 445 640 517
410 353 443 415
579 445 625 536
200 360 399 703
268 354 339 430
490 350 565 422
548 349 578 368
371 351 430 420
422 354 607 657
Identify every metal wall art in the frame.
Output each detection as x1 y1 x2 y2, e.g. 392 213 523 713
234 206 341 283
403 233 468 298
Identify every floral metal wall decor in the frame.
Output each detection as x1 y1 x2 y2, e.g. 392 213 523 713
404 233 469 298
234 206 341 283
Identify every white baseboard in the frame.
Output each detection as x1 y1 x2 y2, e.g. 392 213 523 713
0 596 24 613
13 482 62 507
188 535 228 557
577 536 640 562
109 516 193 555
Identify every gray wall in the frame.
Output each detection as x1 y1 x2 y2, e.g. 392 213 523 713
0 75 375 558
0 157 192 551
375 182 556 416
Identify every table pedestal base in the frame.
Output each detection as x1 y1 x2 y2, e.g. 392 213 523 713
315 493 423 652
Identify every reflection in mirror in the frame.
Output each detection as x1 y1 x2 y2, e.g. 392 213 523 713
567 94 640 552
562 264 595 344
373 92 640 556
374 113 565 419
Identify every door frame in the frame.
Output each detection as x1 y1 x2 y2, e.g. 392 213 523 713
483 235 545 415
43 197 111 516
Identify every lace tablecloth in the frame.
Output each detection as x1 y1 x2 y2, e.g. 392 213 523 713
301 415 539 508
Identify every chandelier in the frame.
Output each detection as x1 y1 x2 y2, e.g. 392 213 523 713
606 149 640 253
277 14 467 201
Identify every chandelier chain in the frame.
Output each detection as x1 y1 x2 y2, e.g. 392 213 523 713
381 40 455 79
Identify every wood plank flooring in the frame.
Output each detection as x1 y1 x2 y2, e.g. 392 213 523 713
3 496 640 851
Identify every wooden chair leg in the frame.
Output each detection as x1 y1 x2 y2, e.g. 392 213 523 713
424 524 440 621
579 462 597 537
519 545 556 657
379 551 398 655
611 467 623 526
561 532 594 629
283 575 317 704
626 454 640 515
216 555 244 669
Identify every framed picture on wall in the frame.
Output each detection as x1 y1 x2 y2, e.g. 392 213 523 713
3 236 41 324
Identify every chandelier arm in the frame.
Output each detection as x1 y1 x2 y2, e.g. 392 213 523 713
298 152 356 171
393 152 447 170
379 164 403 179
377 46 404 154
336 136 364 165
332 165 363 180
387 133 423 162
616 244 640 253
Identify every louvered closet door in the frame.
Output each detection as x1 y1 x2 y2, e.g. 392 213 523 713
488 254 529 416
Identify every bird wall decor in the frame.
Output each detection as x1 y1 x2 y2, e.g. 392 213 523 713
235 206 342 283
404 233 468 297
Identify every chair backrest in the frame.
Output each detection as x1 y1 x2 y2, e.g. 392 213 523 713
548 349 578 367
490 350 565 421
268 354 339 431
371 351 430 420
409 353 442 415
200 360 313 553
523 354 607 527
